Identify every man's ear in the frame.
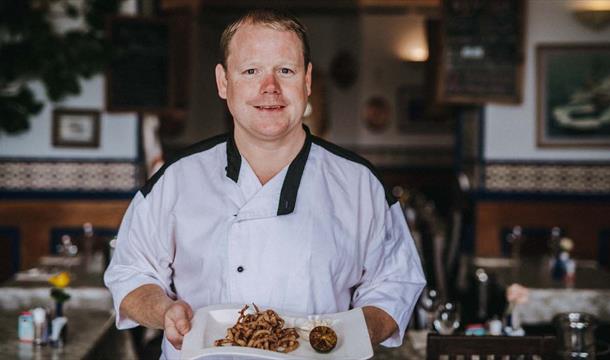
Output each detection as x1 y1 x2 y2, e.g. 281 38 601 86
215 63 228 99
305 62 312 97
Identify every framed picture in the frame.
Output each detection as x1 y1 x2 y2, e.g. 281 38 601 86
438 0 525 104
106 16 169 112
537 44 610 148
52 108 100 148
363 96 391 133
396 85 455 134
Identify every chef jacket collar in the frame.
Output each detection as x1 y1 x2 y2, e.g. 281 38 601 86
225 124 312 216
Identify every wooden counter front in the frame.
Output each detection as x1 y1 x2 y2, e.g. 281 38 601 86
0 200 129 272
475 200 610 261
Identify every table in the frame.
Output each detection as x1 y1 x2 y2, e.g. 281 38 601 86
0 256 136 359
473 257 610 324
0 259 112 312
0 309 137 360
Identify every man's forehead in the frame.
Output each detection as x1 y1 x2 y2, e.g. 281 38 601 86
231 23 297 44
228 23 303 56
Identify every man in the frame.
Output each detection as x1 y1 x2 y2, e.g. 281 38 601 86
104 9 425 359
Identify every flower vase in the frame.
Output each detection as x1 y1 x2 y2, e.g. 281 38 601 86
551 251 569 281
55 301 64 318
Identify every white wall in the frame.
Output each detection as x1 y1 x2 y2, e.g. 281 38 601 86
0 78 138 159
358 13 454 148
484 0 610 161
302 14 361 145
0 0 139 160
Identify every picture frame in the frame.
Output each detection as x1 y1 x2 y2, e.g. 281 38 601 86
437 0 525 104
396 85 455 134
52 108 101 148
537 44 610 148
106 16 169 113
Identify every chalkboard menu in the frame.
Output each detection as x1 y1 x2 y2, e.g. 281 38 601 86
437 0 525 104
106 17 169 112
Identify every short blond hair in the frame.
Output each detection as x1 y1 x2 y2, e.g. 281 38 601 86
219 9 311 69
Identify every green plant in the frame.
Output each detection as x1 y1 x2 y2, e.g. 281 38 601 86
0 0 122 134
50 287 71 303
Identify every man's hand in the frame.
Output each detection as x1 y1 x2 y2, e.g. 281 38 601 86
164 300 194 350
362 306 398 346
120 285 194 350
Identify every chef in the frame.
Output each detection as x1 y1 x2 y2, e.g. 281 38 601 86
104 9 425 359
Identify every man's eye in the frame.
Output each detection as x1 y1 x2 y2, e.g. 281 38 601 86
280 68 294 75
244 69 256 75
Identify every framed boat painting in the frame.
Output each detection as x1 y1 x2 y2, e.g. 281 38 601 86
537 44 610 148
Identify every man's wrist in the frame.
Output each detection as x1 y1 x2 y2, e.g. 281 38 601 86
362 305 398 346
121 284 174 330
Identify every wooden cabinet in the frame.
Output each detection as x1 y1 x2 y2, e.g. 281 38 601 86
0 200 129 272
475 200 610 265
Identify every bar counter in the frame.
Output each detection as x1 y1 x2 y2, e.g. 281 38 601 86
473 257 610 324
0 257 136 359
0 309 136 360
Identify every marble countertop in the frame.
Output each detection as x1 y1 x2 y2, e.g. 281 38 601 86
0 309 115 360
5 268 105 289
1 265 112 312
473 257 610 324
0 261 131 359
473 257 610 290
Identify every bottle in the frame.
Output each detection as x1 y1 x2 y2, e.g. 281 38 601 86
50 317 68 348
32 307 48 345
551 251 569 282
502 302 525 336
82 222 94 272
18 311 35 343
475 268 489 321
507 226 523 260
60 234 78 257
549 227 562 255
487 316 503 336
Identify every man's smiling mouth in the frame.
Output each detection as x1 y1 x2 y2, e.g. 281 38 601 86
254 105 285 110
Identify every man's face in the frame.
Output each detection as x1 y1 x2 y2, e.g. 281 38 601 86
215 23 312 142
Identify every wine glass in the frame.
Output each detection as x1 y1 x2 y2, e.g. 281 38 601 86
433 302 461 335
418 288 440 330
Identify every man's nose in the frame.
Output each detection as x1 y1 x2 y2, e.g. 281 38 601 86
260 73 280 94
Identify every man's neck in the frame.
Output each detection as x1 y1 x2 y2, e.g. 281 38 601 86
234 125 306 185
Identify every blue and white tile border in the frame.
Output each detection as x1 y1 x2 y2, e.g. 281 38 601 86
0 160 143 195
483 163 610 194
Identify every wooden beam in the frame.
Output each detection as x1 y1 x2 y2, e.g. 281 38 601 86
161 0 439 12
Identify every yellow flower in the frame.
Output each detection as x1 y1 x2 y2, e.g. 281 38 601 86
49 271 71 288
559 237 574 252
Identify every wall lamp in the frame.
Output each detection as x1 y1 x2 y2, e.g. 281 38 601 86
570 0 610 31
396 15 429 62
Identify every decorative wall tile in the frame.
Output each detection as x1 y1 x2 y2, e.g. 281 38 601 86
0 161 143 192
484 163 610 193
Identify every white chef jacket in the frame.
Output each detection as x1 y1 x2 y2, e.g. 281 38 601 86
104 126 425 359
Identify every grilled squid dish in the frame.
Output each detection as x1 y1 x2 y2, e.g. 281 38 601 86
214 304 300 353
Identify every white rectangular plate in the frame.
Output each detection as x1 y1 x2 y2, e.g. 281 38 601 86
181 304 373 360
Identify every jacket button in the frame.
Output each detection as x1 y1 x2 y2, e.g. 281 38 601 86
237 266 244 273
